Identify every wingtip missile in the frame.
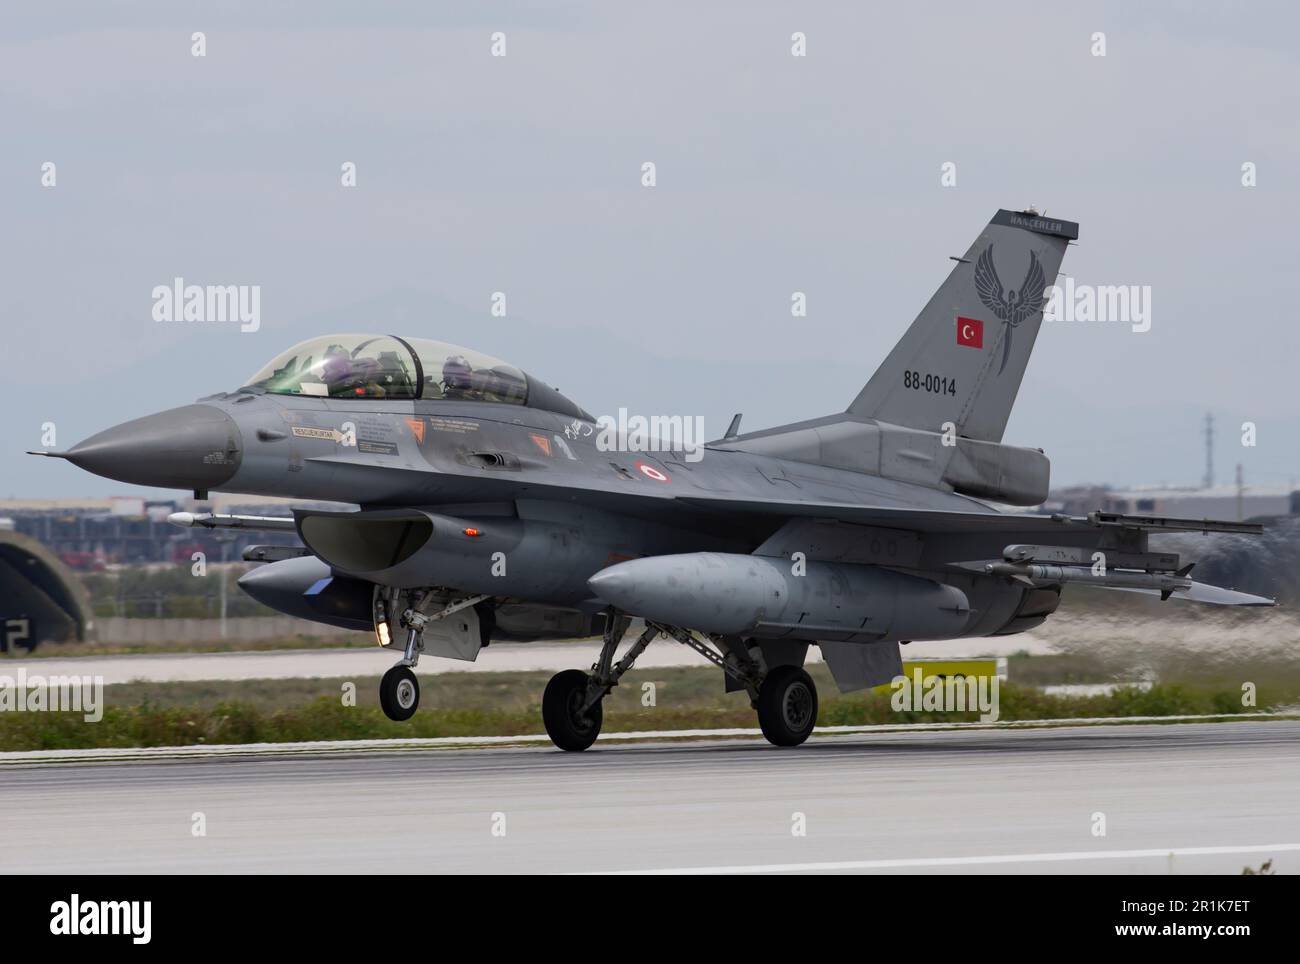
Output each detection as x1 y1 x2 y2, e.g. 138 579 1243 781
167 511 296 532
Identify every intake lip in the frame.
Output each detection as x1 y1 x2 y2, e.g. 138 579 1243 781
295 508 435 574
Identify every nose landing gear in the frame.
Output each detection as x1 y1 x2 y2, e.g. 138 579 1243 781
374 589 489 722
380 665 420 721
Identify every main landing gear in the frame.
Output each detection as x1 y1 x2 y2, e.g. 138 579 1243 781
754 665 818 747
541 613 655 751
540 614 819 751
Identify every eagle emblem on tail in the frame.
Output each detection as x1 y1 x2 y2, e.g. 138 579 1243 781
973 245 1046 375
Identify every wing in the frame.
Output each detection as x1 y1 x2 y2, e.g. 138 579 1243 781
679 493 1267 536
679 494 1080 534
973 245 1006 318
676 495 1275 607
1011 250 1047 325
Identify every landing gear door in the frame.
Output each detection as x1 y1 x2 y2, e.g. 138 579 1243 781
421 607 482 662
819 640 902 692
373 586 484 662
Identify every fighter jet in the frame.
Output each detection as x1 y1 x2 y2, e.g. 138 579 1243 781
30 209 1274 750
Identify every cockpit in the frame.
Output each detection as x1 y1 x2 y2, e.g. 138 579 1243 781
240 334 588 417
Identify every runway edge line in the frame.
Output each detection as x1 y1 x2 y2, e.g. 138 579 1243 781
2 712 1296 766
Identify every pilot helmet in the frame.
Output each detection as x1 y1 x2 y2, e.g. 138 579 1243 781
443 355 472 389
319 350 353 384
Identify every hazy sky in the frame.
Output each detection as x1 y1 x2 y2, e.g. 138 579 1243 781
4 1 1298 500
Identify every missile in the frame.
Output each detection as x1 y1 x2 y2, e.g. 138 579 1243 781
588 552 973 643
984 562 1275 606
169 511 296 531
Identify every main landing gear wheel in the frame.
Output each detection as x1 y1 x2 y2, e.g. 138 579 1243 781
542 669 603 752
756 665 818 747
380 665 420 722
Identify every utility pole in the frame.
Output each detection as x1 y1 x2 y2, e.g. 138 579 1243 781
1203 412 1214 489
1235 463 1244 522
218 537 230 640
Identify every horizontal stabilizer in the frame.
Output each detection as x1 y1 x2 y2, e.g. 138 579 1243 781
1106 583 1276 607
1173 581 1275 606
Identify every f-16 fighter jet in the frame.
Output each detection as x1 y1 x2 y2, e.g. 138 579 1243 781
32 209 1274 750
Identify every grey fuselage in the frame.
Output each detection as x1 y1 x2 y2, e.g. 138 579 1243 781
123 386 1075 641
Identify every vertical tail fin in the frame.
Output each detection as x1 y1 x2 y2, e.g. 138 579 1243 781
848 209 1077 442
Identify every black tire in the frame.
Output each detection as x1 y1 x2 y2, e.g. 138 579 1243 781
380 665 420 722
756 665 818 747
542 669 603 751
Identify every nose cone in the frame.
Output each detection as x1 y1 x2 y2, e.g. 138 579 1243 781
60 404 242 490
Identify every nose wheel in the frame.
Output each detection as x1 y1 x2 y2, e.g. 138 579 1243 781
372 588 491 723
380 665 420 721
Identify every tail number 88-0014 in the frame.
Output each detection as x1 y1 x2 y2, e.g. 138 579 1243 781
902 371 957 395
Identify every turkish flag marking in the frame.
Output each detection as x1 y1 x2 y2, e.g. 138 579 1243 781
957 316 983 348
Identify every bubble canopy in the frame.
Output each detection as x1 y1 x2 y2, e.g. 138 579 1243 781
242 334 530 405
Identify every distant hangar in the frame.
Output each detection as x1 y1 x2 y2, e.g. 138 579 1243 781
0 526 93 652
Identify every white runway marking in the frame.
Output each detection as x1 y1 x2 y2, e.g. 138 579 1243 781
599 843 1300 875
2 721 1297 873
0 712 1290 766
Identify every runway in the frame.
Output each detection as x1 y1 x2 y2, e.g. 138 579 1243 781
10 634 1049 685
2 720 1298 874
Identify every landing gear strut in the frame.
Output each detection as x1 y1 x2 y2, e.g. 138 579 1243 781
541 614 819 751
542 613 657 752
374 589 489 722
